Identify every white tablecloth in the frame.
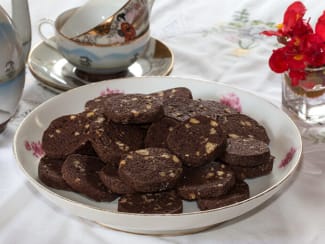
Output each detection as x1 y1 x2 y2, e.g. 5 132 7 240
1 0 325 243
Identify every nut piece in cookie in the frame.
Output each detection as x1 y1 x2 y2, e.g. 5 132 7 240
150 87 193 102
177 161 235 200
118 190 183 214
167 115 226 167
61 154 117 202
118 148 183 193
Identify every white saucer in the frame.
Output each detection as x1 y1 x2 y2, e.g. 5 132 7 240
28 37 174 92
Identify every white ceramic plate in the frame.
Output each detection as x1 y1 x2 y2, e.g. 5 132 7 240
13 77 302 235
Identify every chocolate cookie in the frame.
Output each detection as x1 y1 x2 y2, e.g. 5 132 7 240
167 115 226 167
177 161 235 200
85 93 121 113
221 137 271 167
42 112 95 159
197 181 250 210
144 117 179 148
89 115 146 165
118 190 182 214
99 163 135 194
103 94 164 124
218 114 270 144
38 156 71 190
61 154 117 202
229 156 274 180
150 87 193 102
118 148 183 193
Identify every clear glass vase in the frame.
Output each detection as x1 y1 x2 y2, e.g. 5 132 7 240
282 67 325 124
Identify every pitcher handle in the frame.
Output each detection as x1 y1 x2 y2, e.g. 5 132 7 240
38 18 58 50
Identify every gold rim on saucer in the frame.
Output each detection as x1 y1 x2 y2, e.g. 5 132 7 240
27 37 174 92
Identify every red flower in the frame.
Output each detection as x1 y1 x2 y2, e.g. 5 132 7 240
261 1 325 86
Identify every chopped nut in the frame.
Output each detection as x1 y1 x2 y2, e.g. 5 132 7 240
74 177 81 183
217 171 224 176
86 112 95 118
205 142 217 154
131 97 138 101
84 124 90 129
172 155 180 163
55 129 61 134
159 172 166 177
210 128 217 135
120 160 126 166
188 193 196 200
196 151 201 156
228 133 240 139
185 123 191 129
245 121 252 126
95 116 105 124
210 120 219 127
206 172 215 178
161 153 170 159
49 134 54 138
74 131 80 136
70 115 77 120
119 198 127 203
146 104 152 110
169 172 176 177
136 149 149 156
131 110 139 117
189 118 200 124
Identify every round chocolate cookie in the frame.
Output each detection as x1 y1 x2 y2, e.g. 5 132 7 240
218 114 270 144
221 137 271 167
89 115 146 165
197 181 250 210
42 112 95 159
118 148 183 193
61 154 117 202
166 115 226 167
103 94 164 124
177 161 235 200
150 87 193 102
85 93 122 113
144 117 179 148
99 163 135 194
118 190 182 214
38 156 71 190
229 156 274 180
199 99 239 119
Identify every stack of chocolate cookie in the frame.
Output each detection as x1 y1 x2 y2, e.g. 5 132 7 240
38 87 273 213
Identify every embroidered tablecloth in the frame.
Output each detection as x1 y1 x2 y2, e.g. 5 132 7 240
1 0 325 243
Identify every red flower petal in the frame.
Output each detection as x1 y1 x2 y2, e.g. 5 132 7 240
315 11 325 41
269 48 289 73
283 1 307 33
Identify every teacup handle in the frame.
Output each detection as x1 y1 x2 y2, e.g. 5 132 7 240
38 18 58 50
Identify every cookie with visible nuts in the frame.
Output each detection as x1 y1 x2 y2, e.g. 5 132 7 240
118 148 183 193
144 117 179 148
61 154 117 202
177 161 235 200
118 190 183 214
166 115 226 167
99 163 135 194
38 156 71 190
103 94 164 124
150 87 193 102
199 99 239 119
221 137 271 167
42 112 95 159
218 114 270 144
85 93 122 113
89 115 146 165
228 156 274 180
197 181 249 210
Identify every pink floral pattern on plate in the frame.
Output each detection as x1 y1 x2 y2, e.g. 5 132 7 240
279 147 296 168
100 87 124 96
25 140 44 158
220 93 242 113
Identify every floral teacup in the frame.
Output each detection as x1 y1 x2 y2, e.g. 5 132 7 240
38 8 151 75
